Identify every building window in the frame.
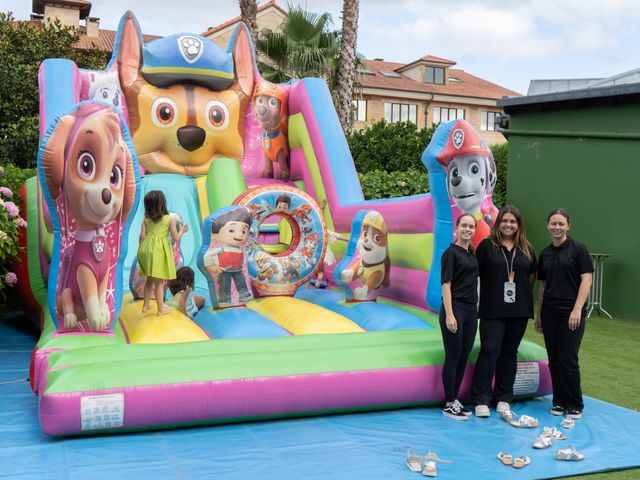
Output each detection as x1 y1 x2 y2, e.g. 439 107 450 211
352 99 366 122
425 66 445 85
481 111 499 131
433 107 464 124
384 102 417 124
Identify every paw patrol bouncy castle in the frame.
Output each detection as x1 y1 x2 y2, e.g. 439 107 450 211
14 11 551 435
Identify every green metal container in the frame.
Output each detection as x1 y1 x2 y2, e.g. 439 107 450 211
499 85 640 318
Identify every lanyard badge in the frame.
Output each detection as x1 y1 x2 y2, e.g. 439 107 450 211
502 248 516 303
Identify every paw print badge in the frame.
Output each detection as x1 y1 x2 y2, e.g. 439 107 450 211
178 36 203 64
452 129 464 149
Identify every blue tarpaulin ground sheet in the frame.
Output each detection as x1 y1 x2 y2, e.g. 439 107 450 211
1 312 638 479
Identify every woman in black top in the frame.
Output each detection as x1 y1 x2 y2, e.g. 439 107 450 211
439 213 479 421
536 208 593 420
470 205 537 418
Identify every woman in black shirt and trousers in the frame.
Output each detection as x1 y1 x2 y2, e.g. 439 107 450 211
536 208 593 419
471 205 537 418
439 214 480 421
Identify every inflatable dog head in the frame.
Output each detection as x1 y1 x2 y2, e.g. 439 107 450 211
116 11 256 175
436 120 496 214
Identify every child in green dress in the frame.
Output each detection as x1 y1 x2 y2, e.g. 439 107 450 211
137 190 189 315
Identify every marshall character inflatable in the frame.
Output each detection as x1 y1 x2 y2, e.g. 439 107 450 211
436 120 498 247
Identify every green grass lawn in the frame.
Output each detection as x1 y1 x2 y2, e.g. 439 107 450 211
523 314 640 479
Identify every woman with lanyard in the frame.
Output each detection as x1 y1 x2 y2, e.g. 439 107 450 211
536 208 593 420
439 213 479 421
471 205 537 418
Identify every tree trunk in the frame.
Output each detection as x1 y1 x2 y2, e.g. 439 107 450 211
239 0 259 48
335 0 360 135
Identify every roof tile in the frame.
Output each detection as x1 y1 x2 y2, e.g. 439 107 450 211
360 59 521 99
201 0 287 37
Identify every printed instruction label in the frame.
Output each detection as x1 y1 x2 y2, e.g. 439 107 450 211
80 393 124 431
513 361 540 396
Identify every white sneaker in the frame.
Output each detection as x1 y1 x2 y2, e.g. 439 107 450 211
496 402 511 414
475 405 490 417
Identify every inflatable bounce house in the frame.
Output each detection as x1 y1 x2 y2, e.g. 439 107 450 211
14 12 551 435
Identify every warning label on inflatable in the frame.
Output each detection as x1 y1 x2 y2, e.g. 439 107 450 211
81 393 124 431
513 362 540 396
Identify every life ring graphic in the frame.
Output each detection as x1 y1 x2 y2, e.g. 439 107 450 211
233 185 327 296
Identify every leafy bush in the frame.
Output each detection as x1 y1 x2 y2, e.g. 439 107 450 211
348 120 436 173
490 142 508 208
358 168 428 200
0 163 36 205
0 165 27 302
0 12 108 168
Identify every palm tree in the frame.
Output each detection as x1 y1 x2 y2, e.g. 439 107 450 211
335 0 360 134
256 5 339 84
238 0 259 48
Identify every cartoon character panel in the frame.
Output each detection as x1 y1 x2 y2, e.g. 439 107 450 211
335 210 390 301
252 80 290 179
435 120 498 248
38 102 138 332
198 206 254 309
233 185 327 297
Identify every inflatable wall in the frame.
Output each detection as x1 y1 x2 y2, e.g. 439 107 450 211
14 11 551 435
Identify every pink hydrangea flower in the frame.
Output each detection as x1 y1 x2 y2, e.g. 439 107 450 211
17 217 27 228
5 272 17 285
0 186 12 198
3 201 19 218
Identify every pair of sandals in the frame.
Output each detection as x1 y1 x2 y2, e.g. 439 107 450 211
533 426 567 449
497 452 531 469
406 450 452 477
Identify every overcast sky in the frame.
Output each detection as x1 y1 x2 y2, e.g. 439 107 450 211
4 0 640 94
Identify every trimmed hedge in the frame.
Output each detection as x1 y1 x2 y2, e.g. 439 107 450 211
349 120 508 205
358 169 428 200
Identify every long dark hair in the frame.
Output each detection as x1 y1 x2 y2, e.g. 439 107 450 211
455 213 477 254
144 190 168 223
490 204 534 261
169 267 195 295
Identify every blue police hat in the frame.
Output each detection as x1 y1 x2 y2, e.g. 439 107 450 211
141 33 234 91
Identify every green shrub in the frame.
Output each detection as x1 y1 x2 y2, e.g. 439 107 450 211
0 163 36 205
0 13 108 169
348 120 436 173
0 165 28 301
490 142 508 208
358 168 428 200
